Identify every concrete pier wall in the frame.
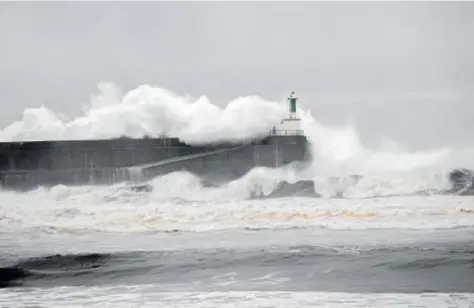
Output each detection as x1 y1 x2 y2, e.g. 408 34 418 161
0 137 220 171
130 135 310 185
0 135 310 190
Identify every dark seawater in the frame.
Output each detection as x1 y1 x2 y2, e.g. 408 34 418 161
1 228 474 294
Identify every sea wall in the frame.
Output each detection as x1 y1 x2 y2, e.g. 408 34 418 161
134 135 310 185
0 136 309 190
0 137 217 171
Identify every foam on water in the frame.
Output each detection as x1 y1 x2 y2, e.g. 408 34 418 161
1 288 473 308
1 184 473 233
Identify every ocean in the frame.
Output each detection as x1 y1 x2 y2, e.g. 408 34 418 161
0 85 473 307
0 184 473 307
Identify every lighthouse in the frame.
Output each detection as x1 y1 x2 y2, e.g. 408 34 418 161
288 91 298 119
273 91 303 136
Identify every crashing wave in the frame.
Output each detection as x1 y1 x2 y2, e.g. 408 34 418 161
447 168 474 195
115 168 474 200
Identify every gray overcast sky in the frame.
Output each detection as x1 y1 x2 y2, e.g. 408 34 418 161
0 1 473 149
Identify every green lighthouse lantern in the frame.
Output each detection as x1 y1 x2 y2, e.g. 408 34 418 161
288 91 298 118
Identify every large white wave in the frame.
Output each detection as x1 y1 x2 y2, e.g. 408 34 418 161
297 110 474 198
0 83 287 144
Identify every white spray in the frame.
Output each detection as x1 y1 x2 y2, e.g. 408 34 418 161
0 83 287 145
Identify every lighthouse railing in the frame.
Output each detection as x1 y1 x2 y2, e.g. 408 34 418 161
268 129 304 136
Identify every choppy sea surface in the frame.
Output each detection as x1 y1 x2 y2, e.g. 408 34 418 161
1 178 473 307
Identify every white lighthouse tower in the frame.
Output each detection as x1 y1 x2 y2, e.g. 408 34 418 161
272 91 303 136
